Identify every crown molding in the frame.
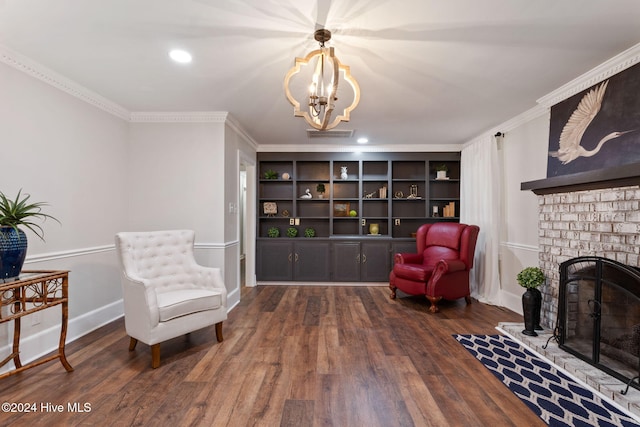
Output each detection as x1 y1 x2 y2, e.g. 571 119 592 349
257 143 463 152
224 113 260 150
0 43 131 120
462 43 640 147
129 111 229 123
537 42 640 108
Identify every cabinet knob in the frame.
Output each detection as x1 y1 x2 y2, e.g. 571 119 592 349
288 253 292 262
356 253 360 263
295 253 299 262
362 254 367 263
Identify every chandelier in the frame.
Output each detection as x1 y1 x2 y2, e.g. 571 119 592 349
284 29 360 130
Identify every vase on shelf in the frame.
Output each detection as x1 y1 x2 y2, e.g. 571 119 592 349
340 166 348 180
369 223 379 235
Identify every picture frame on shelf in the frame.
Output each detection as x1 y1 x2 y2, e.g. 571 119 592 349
333 202 350 217
263 202 277 217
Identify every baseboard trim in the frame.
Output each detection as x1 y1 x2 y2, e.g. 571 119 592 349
257 281 388 287
499 289 523 315
0 293 242 375
0 299 124 375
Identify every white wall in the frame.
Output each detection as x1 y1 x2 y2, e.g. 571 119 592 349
498 113 550 313
0 60 129 366
127 121 225 239
0 60 259 369
127 119 256 308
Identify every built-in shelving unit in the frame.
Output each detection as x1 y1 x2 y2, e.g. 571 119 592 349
257 152 461 282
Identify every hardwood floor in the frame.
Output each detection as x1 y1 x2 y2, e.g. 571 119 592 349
0 286 545 426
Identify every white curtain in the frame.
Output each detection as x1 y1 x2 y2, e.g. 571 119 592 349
460 134 502 305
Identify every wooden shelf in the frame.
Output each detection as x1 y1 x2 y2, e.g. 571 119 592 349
257 152 461 282
521 162 640 195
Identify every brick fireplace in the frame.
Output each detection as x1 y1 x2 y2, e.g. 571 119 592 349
536 184 640 329
517 165 640 414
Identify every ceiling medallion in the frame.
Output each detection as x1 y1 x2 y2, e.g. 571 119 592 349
283 29 360 130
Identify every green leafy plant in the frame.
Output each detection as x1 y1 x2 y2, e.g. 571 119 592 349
286 227 298 237
304 227 316 238
517 267 545 289
0 189 60 241
267 227 280 238
316 183 325 194
435 164 448 172
264 169 278 180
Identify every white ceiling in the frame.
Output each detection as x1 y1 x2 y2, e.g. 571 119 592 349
1 0 639 147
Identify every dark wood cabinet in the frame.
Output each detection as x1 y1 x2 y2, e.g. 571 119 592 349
361 241 392 282
257 240 331 282
257 152 460 282
256 240 294 281
331 241 392 282
332 242 361 281
293 241 331 281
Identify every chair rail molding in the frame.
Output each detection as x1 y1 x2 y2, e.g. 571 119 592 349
500 241 540 253
24 244 115 264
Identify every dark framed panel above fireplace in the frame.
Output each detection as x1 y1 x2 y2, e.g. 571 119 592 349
547 62 640 178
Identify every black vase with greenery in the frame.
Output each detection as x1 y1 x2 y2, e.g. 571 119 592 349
517 266 545 336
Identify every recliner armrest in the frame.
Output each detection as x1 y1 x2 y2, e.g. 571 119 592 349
436 259 466 273
394 253 423 264
428 259 467 289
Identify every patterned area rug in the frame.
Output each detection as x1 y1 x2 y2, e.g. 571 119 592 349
454 334 640 427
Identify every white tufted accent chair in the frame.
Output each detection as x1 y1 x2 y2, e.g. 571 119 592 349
115 230 227 368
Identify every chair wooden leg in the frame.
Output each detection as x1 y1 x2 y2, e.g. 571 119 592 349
389 284 397 299
465 295 472 305
151 344 161 369
426 295 442 313
129 337 138 351
215 322 224 342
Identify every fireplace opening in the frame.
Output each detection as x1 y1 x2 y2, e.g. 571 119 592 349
558 256 640 391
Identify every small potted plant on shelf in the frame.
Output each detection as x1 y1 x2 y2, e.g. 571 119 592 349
0 189 60 279
316 183 326 199
264 169 278 180
267 227 280 238
435 164 448 180
517 266 545 336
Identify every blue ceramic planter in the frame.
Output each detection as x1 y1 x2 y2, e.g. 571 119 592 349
0 227 28 280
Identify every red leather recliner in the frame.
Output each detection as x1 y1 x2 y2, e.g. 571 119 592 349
389 222 480 313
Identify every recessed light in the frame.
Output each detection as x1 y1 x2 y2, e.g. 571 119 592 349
169 49 192 64
357 137 368 144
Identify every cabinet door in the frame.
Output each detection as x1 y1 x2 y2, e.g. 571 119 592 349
332 242 361 281
293 241 331 281
361 241 391 282
257 241 293 281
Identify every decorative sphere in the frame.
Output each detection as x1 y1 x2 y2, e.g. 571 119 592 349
281 172 290 180
349 210 357 217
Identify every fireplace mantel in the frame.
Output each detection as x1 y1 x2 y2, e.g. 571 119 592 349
521 161 640 195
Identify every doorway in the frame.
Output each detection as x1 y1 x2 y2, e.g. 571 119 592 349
239 152 256 289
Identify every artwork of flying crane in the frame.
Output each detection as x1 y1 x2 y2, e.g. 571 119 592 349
549 79 635 165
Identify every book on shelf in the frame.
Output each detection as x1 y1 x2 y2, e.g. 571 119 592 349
443 201 456 217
